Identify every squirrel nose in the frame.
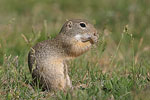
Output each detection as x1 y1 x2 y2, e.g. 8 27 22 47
91 32 99 43
93 30 99 37
93 32 97 36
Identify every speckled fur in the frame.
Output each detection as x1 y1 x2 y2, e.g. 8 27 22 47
28 19 99 91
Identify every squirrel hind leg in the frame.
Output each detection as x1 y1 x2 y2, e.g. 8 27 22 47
49 75 72 91
49 77 67 91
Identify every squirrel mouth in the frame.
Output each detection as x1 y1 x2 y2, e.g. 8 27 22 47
81 37 95 44
81 33 98 44
74 33 98 44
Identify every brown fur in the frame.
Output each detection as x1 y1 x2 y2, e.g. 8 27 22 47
28 19 99 91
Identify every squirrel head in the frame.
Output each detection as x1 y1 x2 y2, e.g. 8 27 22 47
59 19 99 44
59 19 99 57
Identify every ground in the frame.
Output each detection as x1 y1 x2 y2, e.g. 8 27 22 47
0 0 150 100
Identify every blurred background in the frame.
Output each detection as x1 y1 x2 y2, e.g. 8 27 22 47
0 0 149 71
0 0 150 99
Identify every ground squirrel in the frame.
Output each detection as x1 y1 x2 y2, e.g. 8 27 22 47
28 19 99 91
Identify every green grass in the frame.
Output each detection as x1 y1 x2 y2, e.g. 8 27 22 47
0 0 150 100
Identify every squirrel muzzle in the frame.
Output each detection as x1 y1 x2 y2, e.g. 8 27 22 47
81 32 99 44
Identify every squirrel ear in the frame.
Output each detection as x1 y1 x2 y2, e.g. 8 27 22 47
66 21 73 29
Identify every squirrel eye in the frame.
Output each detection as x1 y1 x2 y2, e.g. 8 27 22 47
80 22 86 28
